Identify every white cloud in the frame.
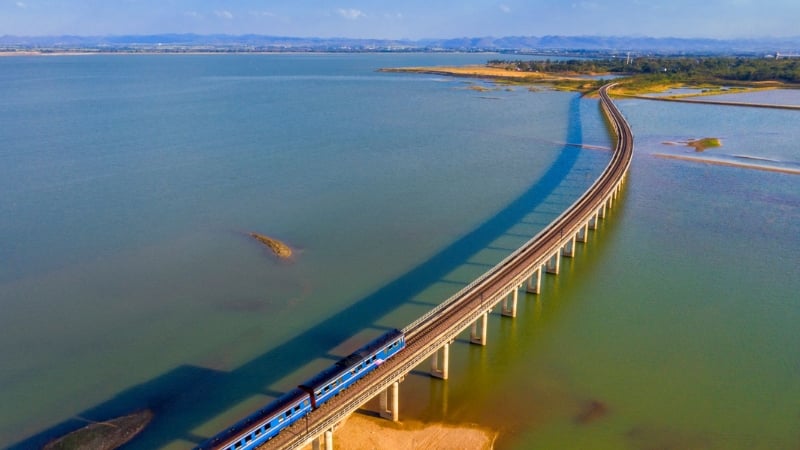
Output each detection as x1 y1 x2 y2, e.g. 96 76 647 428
184 11 201 18
337 8 366 20
215 10 234 20
16 1 26 8
250 11 276 18
499 4 511 13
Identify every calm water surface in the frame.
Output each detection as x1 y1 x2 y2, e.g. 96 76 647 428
1 55 797 450
0 53 610 448
394 95 800 450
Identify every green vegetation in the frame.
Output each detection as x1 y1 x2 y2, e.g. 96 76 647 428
490 56 800 83
489 57 800 93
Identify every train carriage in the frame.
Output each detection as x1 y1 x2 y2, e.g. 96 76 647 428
299 329 405 408
197 329 405 450
197 387 311 450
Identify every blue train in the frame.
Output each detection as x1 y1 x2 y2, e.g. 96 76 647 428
197 329 406 450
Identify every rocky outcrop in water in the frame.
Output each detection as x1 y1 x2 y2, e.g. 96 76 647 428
43 410 153 450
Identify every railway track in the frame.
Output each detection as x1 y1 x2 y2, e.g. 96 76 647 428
264 83 633 449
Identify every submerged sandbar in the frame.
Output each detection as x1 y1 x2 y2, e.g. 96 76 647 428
654 153 800 175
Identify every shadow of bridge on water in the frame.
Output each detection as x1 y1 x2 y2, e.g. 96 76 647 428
10 94 598 450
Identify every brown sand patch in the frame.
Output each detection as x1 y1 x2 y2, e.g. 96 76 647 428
304 413 496 450
249 232 293 259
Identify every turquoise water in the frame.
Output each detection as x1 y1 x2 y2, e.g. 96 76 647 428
0 54 610 448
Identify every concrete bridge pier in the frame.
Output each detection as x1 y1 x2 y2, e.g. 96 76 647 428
430 342 451 380
501 288 518 318
470 312 488 345
546 251 560 274
311 428 334 450
526 267 542 294
577 222 589 243
588 213 599 230
562 234 577 258
379 381 400 422
598 201 607 219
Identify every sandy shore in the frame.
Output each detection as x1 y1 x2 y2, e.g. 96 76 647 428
379 65 595 83
302 413 497 450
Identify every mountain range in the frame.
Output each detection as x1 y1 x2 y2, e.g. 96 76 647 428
2 34 799 55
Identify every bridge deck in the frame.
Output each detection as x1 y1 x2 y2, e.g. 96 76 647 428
264 84 634 450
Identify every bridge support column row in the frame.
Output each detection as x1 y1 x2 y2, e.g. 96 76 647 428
562 234 577 258
379 381 400 422
577 222 589 243
501 288 518 318
526 267 542 294
589 213 598 230
311 429 334 450
470 312 488 346
546 251 560 274
430 342 450 380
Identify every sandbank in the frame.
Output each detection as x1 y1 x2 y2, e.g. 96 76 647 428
654 153 800 175
662 137 722 152
43 410 153 450
249 232 293 259
303 413 497 450
380 65 597 85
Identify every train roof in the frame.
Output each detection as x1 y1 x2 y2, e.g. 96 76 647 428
196 387 308 449
298 329 403 391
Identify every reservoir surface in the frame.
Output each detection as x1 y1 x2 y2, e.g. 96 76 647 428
1 54 797 450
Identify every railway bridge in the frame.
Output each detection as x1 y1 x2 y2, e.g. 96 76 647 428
265 83 634 449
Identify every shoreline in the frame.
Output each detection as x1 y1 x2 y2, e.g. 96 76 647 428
378 65 603 92
303 413 497 450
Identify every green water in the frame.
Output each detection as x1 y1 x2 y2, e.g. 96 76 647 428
393 97 800 450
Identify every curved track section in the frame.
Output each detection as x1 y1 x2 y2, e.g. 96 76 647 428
264 83 633 449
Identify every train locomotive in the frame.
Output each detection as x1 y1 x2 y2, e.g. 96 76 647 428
197 329 406 450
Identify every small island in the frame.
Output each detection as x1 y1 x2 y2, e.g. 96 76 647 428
685 137 722 152
249 232 293 259
44 410 153 450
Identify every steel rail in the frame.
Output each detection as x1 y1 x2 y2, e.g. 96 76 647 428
261 83 633 450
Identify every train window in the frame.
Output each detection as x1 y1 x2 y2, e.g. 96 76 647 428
294 405 300 413
285 410 292 418
245 436 252 443
255 429 261 436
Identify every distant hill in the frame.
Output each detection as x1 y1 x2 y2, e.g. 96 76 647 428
1 34 798 55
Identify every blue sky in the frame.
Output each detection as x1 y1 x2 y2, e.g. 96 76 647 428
2 0 799 39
